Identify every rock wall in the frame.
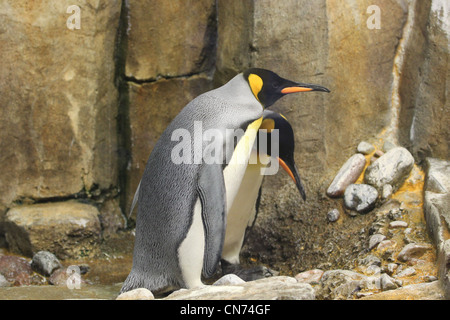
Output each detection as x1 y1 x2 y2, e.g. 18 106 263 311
0 1 121 212
0 0 448 270
401 0 450 162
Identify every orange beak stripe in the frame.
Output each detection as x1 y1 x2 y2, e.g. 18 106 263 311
281 87 313 94
278 157 296 183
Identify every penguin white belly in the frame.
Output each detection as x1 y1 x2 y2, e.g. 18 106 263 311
222 158 265 264
177 199 205 289
223 118 262 209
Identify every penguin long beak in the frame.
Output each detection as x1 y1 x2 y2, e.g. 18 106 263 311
281 83 330 94
277 157 307 201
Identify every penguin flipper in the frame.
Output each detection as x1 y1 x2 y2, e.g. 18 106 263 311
197 163 227 278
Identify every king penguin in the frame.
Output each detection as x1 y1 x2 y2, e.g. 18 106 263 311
221 110 306 280
120 68 329 294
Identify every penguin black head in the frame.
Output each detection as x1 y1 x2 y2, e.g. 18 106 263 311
258 110 307 201
243 68 330 108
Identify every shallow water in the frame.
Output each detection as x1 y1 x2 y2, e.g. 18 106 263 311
0 252 133 300
0 283 123 300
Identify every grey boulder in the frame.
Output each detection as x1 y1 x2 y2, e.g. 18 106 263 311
344 184 378 213
364 147 414 192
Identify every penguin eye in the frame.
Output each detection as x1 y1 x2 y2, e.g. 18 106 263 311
272 82 279 89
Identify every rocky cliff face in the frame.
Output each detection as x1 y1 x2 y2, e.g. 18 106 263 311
0 0 448 299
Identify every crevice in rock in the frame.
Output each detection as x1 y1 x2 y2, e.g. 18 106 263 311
195 0 218 76
124 71 209 85
114 0 132 218
11 185 119 208
383 0 417 145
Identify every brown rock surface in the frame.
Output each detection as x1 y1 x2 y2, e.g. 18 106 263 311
125 0 216 79
400 0 450 161
0 1 121 213
4 201 101 259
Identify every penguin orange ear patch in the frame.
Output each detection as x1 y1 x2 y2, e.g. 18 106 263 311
248 74 263 101
260 118 275 133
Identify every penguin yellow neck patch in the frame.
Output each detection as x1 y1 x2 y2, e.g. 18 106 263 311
227 117 263 167
260 118 275 133
248 74 263 101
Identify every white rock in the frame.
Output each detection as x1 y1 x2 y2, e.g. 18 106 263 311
164 276 314 300
382 184 393 199
369 234 386 250
295 269 324 284
316 270 378 300
116 288 155 300
327 154 367 198
357 141 375 155
397 267 416 278
380 273 398 291
397 243 433 262
31 251 62 277
389 221 408 228
377 240 397 251
364 147 415 191
327 209 340 222
213 274 245 286
0 274 11 287
387 263 399 275
344 184 378 213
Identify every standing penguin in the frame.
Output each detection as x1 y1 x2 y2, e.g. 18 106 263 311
221 110 306 280
121 68 329 294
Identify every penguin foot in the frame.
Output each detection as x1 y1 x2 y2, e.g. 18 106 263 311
220 260 279 282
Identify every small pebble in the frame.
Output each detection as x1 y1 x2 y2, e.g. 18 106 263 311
327 154 366 198
344 184 378 213
0 274 11 287
31 251 62 277
386 263 398 275
369 234 386 250
397 243 432 262
365 265 381 275
213 274 245 286
377 240 396 251
397 267 416 278
356 292 374 298
388 207 404 220
359 255 381 267
116 288 155 300
79 264 90 275
389 221 408 228
357 141 375 155
380 273 397 291
327 209 340 222
423 275 438 282
403 228 415 244
382 184 393 199
295 269 324 284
